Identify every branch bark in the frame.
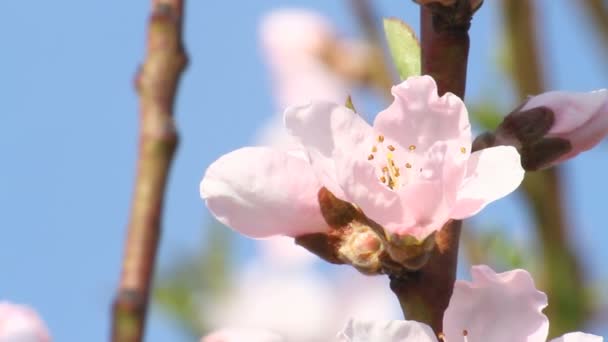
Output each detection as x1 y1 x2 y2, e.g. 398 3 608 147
111 1 188 341
389 3 471 334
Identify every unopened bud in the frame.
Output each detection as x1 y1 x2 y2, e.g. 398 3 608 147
496 89 608 170
338 224 384 274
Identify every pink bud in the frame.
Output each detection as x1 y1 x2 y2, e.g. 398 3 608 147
0 302 51 342
520 89 608 164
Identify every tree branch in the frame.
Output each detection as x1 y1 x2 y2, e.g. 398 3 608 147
500 1 588 336
111 1 188 341
389 2 471 334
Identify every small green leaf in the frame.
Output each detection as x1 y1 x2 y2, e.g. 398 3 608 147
383 18 421 80
345 95 356 112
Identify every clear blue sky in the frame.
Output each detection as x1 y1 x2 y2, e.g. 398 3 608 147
0 1 606 341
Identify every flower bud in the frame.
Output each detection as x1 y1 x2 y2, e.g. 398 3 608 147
495 89 608 170
338 224 384 274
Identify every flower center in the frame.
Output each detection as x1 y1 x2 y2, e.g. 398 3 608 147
368 134 418 190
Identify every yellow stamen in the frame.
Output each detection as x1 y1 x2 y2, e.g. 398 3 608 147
460 146 467 154
387 145 395 151
378 135 385 143
368 154 374 160
408 144 416 151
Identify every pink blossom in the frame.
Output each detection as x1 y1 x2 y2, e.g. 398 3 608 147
0 302 51 342
337 265 603 342
259 8 348 111
520 89 608 164
203 237 399 341
256 8 352 149
201 76 524 240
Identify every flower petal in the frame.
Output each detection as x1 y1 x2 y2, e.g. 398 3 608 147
336 153 412 233
391 142 467 240
521 90 608 136
202 328 286 342
374 75 471 153
337 319 437 342
200 147 327 238
549 332 604 342
284 101 373 197
450 146 524 219
443 265 549 342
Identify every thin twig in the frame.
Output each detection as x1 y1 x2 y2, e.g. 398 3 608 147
111 1 188 341
500 0 588 336
389 3 471 334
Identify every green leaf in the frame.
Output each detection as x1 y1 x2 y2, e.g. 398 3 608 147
383 18 421 80
345 95 356 112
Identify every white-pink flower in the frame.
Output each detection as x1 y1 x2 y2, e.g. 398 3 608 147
0 302 51 342
519 89 608 165
337 265 603 342
202 265 603 342
259 8 348 111
200 76 524 241
203 237 399 341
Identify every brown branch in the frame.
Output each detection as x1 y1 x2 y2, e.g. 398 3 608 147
111 1 188 341
389 3 471 334
500 0 588 337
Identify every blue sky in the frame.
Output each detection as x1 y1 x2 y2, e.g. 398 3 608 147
0 1 606 341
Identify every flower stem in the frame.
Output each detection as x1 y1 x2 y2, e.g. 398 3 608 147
111 1 188 341
389 3 471 334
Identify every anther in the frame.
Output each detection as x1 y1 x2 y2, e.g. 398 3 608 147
372 146 378 153
368 154 374 160
380 176 386 183
405 163 412 168
387 145 395 151
378 135 385 143
408 145 416 151
463 329 468 336
394 168 400 177
437 333 446 341
460 147 467 154
382 166 389 173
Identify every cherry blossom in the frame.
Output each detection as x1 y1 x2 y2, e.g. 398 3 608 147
256 8 351 149
0 302 51 342
201 76 524 241
337 265 603 342
202 265 603 341
203 237 399 341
